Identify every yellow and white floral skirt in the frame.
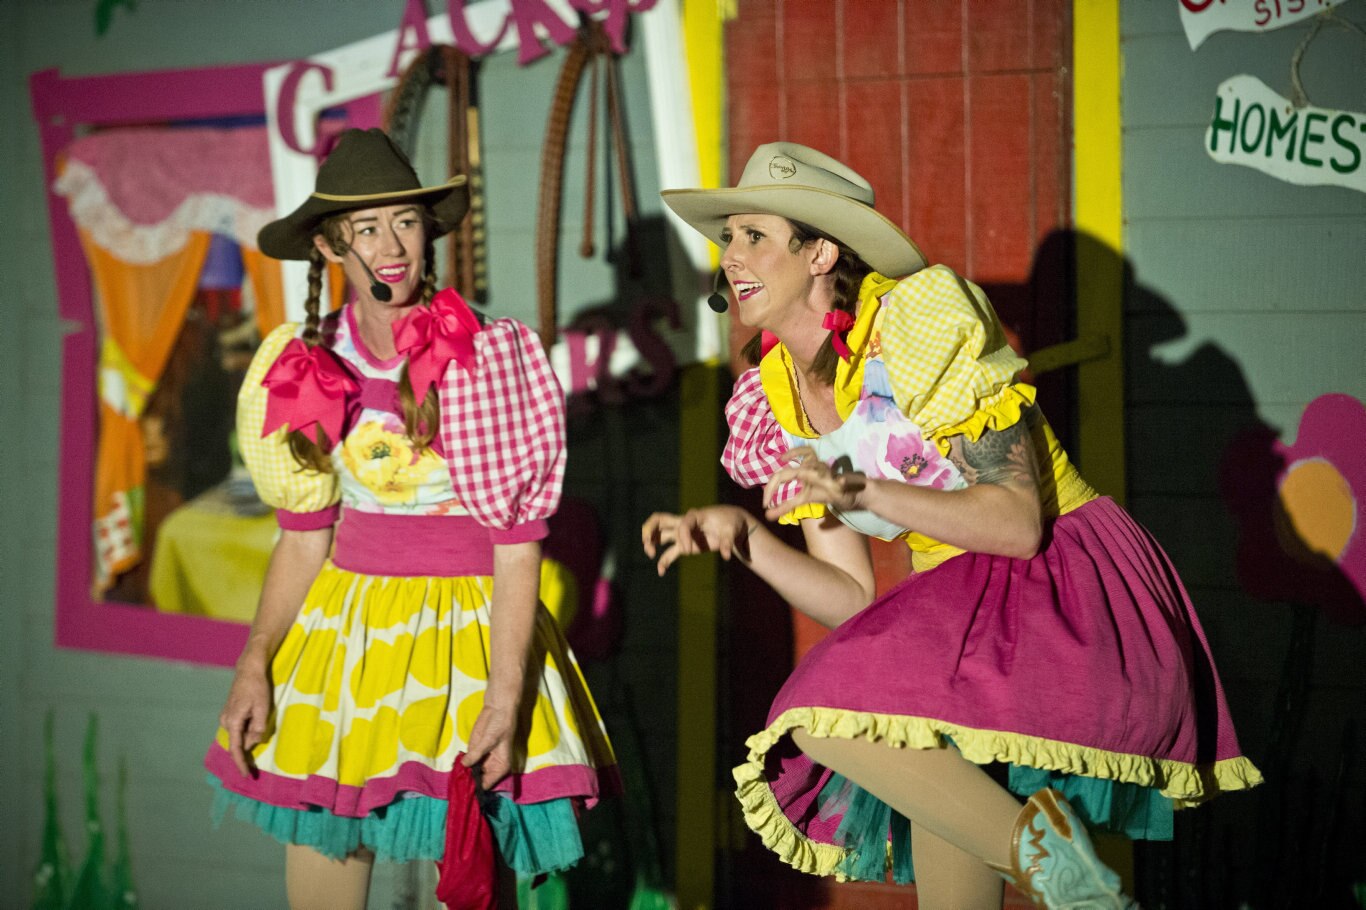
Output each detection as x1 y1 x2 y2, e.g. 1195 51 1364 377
205 561 618 864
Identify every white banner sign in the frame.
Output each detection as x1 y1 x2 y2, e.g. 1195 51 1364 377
1180 0 1354 50
1206 74 1366 193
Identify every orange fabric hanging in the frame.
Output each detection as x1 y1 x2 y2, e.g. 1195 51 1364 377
241 247 286 337
81 228 211 590
241 248 347 338
328 261 348 312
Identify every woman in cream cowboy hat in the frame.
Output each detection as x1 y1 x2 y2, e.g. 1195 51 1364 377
644 142 1260 909
207 128 617 909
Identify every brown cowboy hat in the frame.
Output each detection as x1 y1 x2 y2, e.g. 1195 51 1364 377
257 128 470 260
661 141 926 278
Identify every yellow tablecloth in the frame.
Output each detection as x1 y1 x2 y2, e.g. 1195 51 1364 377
149 490 276 622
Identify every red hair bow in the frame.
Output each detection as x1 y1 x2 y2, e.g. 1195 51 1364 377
393 288 483 401
821 310 856 360
261 338 358 443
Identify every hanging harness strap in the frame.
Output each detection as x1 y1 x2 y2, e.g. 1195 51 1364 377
385 44 488 305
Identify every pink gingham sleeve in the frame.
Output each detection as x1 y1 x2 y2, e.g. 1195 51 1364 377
720 368 805 512
439 318 565 544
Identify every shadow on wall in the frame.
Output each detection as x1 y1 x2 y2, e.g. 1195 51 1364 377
1101 227 1366 909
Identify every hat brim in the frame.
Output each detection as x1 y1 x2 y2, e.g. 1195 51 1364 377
257 176 470 260
661 185 926 278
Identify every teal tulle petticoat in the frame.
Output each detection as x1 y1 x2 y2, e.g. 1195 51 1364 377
820 762 1174 883
209 776 584 876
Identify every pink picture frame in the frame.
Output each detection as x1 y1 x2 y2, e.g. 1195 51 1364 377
30 62 381 666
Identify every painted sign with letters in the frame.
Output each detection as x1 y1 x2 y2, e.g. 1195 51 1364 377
1180 0 1353 50
1206 74 1366 194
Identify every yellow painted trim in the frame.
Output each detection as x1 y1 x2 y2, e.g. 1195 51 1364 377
676 2 729 908
685 0 726 205
676 364 719 910
1071 0 1134 885
1073 0 1127 503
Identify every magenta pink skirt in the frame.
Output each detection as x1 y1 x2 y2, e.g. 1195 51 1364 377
737 497 1262 874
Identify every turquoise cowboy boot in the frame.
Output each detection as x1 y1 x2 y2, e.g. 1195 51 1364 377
990 788 1140 909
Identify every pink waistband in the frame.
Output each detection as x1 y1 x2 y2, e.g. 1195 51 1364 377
333 510 494 577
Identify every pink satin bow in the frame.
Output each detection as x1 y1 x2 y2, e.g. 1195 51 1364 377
821 310 856 360
261 338 359 443
393 288 483 401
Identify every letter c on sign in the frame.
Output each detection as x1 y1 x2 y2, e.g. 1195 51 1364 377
275 61 336 160
1181 0 1216 11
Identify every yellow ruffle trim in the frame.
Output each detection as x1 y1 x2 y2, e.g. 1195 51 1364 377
777 502 826 526
927 382 1038 455
732 706 1265 879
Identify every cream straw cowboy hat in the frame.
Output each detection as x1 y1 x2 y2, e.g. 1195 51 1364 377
258 128 470 261
661 141 926 278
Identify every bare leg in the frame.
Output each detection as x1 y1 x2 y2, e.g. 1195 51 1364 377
285 844 374 910
910 821 1005 910
791 730 1020 872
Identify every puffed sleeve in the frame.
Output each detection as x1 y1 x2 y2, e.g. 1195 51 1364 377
879 265 1036 451
439 318 565 544
236 323 341 530
721 369 824 524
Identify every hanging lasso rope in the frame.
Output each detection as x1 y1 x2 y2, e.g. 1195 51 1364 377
534 21 639 350
1290 8 1366 109
384 44 489 305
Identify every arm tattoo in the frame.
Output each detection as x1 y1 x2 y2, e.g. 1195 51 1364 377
947 407 1041 489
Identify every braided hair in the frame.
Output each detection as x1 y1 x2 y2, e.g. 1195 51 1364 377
285 210 441 472
739 218 872 384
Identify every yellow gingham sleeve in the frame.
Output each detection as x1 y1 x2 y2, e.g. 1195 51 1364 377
880 265 1035 451
236 322 340 529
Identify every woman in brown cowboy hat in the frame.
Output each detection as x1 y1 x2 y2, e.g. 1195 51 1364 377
206 128 617 909
644 142 1261 909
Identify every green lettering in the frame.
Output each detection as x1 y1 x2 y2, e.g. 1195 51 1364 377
1240 103 1267 153
1299 111 1328 167
1209 95 1240 154
1267 107 1298 161
1329 114 1362 174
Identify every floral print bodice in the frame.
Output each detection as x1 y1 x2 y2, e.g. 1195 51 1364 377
778 357 966 541
326 308 463 517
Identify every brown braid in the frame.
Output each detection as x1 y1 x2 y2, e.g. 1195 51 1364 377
739 218 872 382
286 245 335 471
282 210 444 471
396 236 441 449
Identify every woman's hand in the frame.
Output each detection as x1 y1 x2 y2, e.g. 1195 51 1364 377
462 704 518 789
763 446 870 520
642 505 758 576
219 662 273 778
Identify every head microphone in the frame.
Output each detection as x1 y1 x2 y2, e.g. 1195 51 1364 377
707 269 729 313
348 248 393 302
